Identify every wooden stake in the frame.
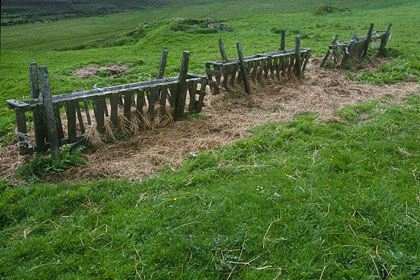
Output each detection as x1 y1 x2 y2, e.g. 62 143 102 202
280 29 286 51
295 35 302 79
236 42 251 94
218 38 228 62
363 23 374 57
39 66 61 160
175 51 190 120
157 50 168 79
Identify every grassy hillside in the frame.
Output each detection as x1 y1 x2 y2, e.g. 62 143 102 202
1 94 420 279
1 1 419 141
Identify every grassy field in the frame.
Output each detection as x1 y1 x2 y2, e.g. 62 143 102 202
0 1 420 278
1 0 419 141
1 94 420 279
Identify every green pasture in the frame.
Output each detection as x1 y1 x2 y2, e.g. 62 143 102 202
1 94 420 279
1 1 419 141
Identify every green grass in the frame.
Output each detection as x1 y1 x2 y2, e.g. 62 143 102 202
1 94 419 279
1 0 419 140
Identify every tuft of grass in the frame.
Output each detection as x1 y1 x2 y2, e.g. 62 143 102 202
14 147 87 183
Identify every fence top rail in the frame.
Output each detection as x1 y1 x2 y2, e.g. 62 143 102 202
328 30 388 50
207 48 311 65
7 73 206 110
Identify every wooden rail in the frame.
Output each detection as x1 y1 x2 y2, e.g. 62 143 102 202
206 33 311 94
321 23 392 67
7 51 207 158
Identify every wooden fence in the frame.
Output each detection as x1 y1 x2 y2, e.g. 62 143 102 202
7 51 207 159
206 33 311 94
321 23 392 67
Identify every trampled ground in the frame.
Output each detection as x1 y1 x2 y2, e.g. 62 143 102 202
1 57 418 184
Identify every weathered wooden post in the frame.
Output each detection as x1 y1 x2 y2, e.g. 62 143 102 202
363 23 375 57
378 24 392 56
321 35 339 67
157 50 168 79
295 36 302 79
218 39 228 62
280 29 286 51
29 62 47 151
174 51 190 120
236 42 251 94
39 66 61 160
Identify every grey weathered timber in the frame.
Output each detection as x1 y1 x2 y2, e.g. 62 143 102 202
53 105 65 140
29 62 46 150
93 97 105 133
175 51 190 120
158 50 168 79
295 36 302 79
110 93 119 128
15 109 30 154
75 102 85 134
236 42 251 94
363 23 375 57
159 86 167 119
124 91 132 123
218 39 228 62
148 87 158 122
136 89 145 126
280 29 286 51
378 24 392 56
196 78 207 112
188 82 197 114
39 66 61 160
66 101 77 143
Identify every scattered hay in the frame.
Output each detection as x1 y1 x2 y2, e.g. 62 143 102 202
1 56 418 185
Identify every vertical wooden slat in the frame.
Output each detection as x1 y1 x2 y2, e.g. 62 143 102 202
230 64 238 86
222 65 229 89
75 102 85 134
257 60 263 82
175 51 190 120
136 89 145 127
110 94 119 129
188 82 197 114
93 97 105 133
363 23 375 57
124 91 132 123
147 88 158 122
236 42 251 94
39 66 61 160
66 100 77 143
160 86 167 119
196 78 207 112
378 24 392 56
15 109 30 155
158 50 168 79
251 61 257 83
83 99 92 125
29 62 46 150
295 35 302 79
53 105 65 140
280 29 286 51
218 38 228 62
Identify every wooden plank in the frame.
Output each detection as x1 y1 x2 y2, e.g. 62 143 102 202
15 109 31 155
124 90 132 123
188 82 197 114
295 36 302 79
158 50 168 79
378 24 392 56
257 60 263 82
196 78 207 112
222 65 229 89
230 64 238 86
66 100 77 143
28 62 46 150
147 88 158 122
93 97 105 133
39 66 61 159
175 51 190 120
159 85 167 119
83 99 91 125
75 102 85 134
236 42 251 94
53 105 65 140
136 89 145 127
280 29 286 51
110 93 119 129
218 38 229 62
251 61 257 83
363 23 375 57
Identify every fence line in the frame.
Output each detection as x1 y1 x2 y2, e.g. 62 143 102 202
321 23 392 67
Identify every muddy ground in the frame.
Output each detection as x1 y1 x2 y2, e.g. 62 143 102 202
1 58 418 185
